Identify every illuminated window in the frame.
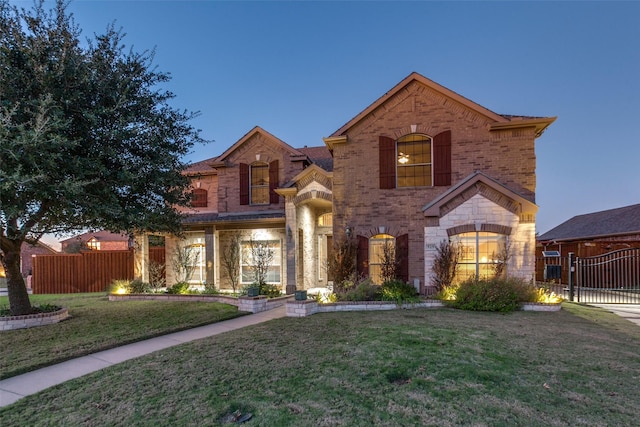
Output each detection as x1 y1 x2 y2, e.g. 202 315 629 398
369 234 395 284
450 232 507 281
240 240 281 284
250 163 269 205
397 134 432 187
318 213 333 227
87 238 100 250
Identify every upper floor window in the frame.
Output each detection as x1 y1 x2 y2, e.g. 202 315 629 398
191 188 208 208
396 134 432 187
250 163 269 205
239 160 280 206
379 130 451 189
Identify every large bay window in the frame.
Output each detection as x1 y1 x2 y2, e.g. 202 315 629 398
450 232 507 281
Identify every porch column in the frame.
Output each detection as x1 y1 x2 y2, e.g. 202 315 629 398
205 226 215 285
283 191 298 294
133 234 150 283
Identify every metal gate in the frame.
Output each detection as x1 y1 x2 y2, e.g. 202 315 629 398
569 248 640 303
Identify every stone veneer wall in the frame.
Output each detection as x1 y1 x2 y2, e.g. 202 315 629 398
424 194 535 291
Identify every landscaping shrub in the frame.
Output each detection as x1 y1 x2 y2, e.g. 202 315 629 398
167 281 190 295
448 277 535 313
129 279 151 294
337 279 381 301
380 280 419 303
202 282 218 295
258 282 282 298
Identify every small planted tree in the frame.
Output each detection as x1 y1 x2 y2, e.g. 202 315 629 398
379 239 399 284
248 239 275 286
491 241 511 279
220 232 241 294
172 244 197 284
431 240 460 293
327 234 358 294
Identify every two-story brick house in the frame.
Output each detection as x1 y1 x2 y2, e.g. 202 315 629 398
137 72 555 294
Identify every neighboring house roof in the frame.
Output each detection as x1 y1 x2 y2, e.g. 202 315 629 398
326 72 556 144
538 204 640 242
61 231 130 244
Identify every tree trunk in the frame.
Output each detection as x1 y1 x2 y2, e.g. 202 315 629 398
2 241 33 316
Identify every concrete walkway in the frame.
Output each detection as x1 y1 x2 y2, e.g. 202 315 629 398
591 304 640 328
0 305 286 408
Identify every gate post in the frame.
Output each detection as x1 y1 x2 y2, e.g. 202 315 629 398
568 252 575 302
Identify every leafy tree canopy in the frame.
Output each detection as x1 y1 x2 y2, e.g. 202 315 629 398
0 0 205 314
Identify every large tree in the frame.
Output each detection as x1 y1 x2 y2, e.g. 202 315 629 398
0 1 204 315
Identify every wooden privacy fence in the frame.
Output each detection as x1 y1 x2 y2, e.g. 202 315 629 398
32 250 135 294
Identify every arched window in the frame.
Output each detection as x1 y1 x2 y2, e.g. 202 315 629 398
450 232 507 281
396 134 432 187
369 234 395 285
250 162 269 205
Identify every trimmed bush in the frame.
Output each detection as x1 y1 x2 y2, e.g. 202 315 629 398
449 277 536 313
167 281 190 295
380 280 419 304
338 279 381 301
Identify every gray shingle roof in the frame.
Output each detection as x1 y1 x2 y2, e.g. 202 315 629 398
538 204 640 242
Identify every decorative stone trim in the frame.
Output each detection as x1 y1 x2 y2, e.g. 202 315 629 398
521 302 562 312
286 300 445 317
109 293 241 306
108 293 293 314
0 307 69 331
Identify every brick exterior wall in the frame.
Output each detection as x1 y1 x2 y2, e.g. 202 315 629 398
331 80 538 289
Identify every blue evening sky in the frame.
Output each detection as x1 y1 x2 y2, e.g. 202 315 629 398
13 0 640 235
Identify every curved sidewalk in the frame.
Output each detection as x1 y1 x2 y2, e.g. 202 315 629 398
0 305 286 408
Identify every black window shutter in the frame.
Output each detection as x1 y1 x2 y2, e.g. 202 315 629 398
379 136 396 189
433 130 452 186
396 234 409 283
269 160 279 204
357 235 369 278
239 163 249 205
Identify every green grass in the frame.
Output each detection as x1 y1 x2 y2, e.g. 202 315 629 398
0 293 246 379
2 302 640 426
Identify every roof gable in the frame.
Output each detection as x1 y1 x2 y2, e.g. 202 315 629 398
215 126 304 164
330 72 507 138
538 204 640 242
422 171 538 218
327 72 556 142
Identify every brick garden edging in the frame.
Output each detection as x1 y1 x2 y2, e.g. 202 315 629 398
108 293 294 313
286 300 445 317
0 307 69 331
286 300 562 317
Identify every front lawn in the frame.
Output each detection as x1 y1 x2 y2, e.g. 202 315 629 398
0 293 245 379
2 303 640 426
